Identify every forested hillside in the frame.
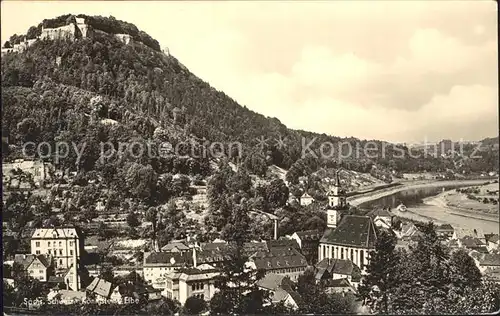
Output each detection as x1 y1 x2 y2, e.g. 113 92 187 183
2 14 498 178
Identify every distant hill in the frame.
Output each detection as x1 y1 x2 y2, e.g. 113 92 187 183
2 14 498 180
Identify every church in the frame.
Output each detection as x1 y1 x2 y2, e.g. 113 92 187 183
318 171 377 270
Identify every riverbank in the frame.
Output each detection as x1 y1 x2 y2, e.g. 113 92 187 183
423 190 498 222
348 179 493 206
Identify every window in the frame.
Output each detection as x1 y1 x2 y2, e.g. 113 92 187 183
29 270 34 274
70 250 73 256
59 259 63 265
48 250 51 255
192 284 196 291
59 241 62 247
59 250 63 255
69 241 74 246
48 242 51 247
35 250 40 255
39 270 43 273
360 250 364 268
35 242 40 247
322 245 326 259
341 248 344 260
350 249 353 260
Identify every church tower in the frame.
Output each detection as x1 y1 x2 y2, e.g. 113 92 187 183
326 169 347 229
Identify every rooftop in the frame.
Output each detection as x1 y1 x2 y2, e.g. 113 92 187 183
294 230 322 241
86 277 113 298
320 215 377 248
256 273 287 291
367 208 393 218
31 227 80 239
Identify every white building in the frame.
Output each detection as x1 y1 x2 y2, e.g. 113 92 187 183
163 265 220 305
299 192 314 206
30 227 82 270
318 171 377 270
143 251 192 288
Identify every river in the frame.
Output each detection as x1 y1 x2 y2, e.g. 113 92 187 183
355 181 499 234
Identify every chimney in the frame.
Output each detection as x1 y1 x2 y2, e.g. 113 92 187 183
72 238 79 291
192 241 198 268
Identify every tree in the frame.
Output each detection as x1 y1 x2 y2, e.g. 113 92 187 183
448 249 482 290
209 244 269 315
124 163 158 203
358 229 400 313
266 178 289 209
296 269 356 314
126 211 140 228
183 296 206 315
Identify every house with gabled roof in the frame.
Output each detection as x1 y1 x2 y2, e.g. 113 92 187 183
14 254 53 282
485 234 500 252
86 277 123 304
436 224 455 239
315 258 361 287
323 278 357 295
367 208 394 228
161 241 190 253
257 273 300 310
300 192 314 206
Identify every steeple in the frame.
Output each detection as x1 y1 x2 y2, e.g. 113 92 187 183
326 168 348 229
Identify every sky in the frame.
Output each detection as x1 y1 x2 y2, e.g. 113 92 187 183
1 1 498 144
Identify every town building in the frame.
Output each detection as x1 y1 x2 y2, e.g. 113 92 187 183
257 273 300 310
318 171 377 270
86 277 123 304
367 208 394 229
485 234 500 252
3 159 48 186
163 265 220 305
300 192 314 206
161 241 190 253
14 254 52 282
30 227 83 270
452 227 486 243
143 251 192 288
266 239 300 252
322 278 357 295
247 248 308 281
436 224 455 239
290 230 321 264
314 258 362 288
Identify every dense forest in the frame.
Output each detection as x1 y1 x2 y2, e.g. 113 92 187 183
2 14 498 179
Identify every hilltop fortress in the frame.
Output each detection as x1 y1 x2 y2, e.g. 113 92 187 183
2 16 136 55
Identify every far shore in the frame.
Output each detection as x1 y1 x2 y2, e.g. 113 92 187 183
348 179 495 206
423 190 499 222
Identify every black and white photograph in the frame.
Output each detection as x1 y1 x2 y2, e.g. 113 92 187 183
1 0 499 315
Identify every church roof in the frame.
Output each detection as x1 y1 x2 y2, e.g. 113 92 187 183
320 215 377 248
